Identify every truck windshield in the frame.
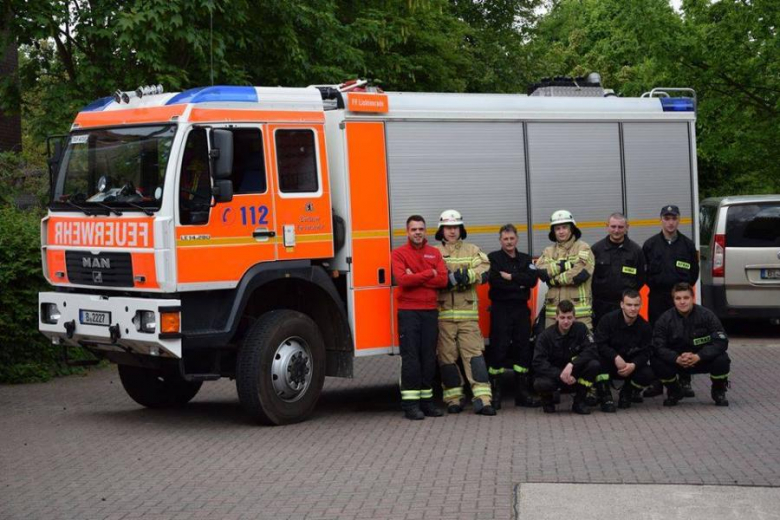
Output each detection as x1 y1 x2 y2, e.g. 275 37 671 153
51 125 176 212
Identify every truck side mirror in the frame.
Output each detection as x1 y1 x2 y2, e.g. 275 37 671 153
212 179 233 203
209 129 233 180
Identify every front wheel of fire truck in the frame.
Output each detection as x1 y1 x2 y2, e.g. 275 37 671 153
236 310 326 425
118 365 203 408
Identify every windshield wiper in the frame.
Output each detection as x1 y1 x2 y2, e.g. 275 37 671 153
57 199 98 216
121 200 154 216
91 200 123 216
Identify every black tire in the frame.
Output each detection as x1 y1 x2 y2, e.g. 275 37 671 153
118 364 203 408
236 310 326 425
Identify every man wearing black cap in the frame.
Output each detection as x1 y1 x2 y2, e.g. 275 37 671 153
642 204 699 397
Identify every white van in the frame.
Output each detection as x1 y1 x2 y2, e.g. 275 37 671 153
700 195 780 322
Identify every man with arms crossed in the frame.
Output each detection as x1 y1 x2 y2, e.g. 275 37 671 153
391 215 448 420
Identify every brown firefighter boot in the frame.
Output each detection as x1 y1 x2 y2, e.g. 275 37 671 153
515 373 542 408
596 382 616 413
663 379 685 407
711 378 729 407
489 374 502 410
572 384 592 415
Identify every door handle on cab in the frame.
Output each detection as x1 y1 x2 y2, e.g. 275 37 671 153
253 229 276 240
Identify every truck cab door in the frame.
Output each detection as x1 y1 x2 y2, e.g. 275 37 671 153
176 126 277 286
266 124 334 261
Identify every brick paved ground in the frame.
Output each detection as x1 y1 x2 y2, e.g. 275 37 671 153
1 335 779 520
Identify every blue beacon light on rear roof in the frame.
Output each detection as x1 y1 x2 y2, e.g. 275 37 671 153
80 96 114 112
660 97 695 112
166 86 258 105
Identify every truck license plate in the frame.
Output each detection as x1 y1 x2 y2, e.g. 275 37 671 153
760 268 780 280
79 310 111 326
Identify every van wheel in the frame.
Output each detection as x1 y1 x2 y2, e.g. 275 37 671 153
118 365 202 408
236 310 325 425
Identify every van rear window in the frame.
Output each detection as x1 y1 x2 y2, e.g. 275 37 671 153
726 203 780 247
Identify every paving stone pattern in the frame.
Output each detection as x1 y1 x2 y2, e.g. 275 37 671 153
1 337 779 520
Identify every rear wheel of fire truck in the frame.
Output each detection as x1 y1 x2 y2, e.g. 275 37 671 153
118 365 203 408
236 310 326 425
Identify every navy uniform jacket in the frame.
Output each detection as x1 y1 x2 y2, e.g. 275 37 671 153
652 304 728 365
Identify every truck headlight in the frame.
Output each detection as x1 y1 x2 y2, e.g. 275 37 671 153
41 303 61 324
133 310 156 333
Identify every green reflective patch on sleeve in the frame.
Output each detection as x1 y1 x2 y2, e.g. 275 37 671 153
693 335 711 346
676 260 691 270
622 266 637 275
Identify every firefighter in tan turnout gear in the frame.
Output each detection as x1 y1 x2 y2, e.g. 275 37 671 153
434 210 496 416
536 210 596 330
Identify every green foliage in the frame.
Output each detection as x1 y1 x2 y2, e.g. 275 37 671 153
530 0 780 197
0 206 94 383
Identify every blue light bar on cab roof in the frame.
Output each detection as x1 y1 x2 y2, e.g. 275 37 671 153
660 97 695 112
80 96 114 112
166 86 258 105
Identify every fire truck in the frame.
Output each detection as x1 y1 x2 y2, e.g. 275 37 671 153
38 77 699 424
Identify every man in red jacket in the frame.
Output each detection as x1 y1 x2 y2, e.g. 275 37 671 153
392 215 449 420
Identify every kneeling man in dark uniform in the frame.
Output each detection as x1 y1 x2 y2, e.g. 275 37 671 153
593 289 655 412
533 300 601 414
651 283 731 407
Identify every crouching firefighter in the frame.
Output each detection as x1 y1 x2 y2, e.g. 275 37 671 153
435 210 495 416
486 224 541 409
651 283 731 407
593 289 655 412
532 300 601 414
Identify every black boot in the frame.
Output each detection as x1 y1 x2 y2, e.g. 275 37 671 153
711 379 729 407
420 400 443 417
473 399 497 416
680 373 695 398
489 374 502 410
585 386 599 407
596 382 616 413
663 380 684 407
540 392 556 413
643 380 663 398
618 383 634 409
402 402 424 420
514 373 542 408
572 384 591 415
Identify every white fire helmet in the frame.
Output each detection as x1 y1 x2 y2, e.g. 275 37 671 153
549 209 582 241
436 209 467 241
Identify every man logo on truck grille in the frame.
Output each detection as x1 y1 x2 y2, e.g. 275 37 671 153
83 257 111 269
92 271 103 284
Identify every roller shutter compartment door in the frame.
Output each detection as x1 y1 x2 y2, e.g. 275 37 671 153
385 121 528 254
623 122 694 245
527 123 623 256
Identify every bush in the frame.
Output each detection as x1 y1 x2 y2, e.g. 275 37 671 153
0 205 93 383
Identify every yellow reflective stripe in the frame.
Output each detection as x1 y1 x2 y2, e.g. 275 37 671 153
577 378 593 388
443 388 464 399
660 376 679 384
710 373 730 380
630 380 646 389
596 374 610 382
488 367 505 375
513 365 529 374
622 266 637 275
401 390 421 400
559 272 568 284
420 388 434 399
472 387 492 397
676 260 691 270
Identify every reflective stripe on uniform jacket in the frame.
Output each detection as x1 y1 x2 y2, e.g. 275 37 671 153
536 237 595 319
435 240 490 321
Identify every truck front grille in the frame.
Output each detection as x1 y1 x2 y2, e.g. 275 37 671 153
65 251 134 287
